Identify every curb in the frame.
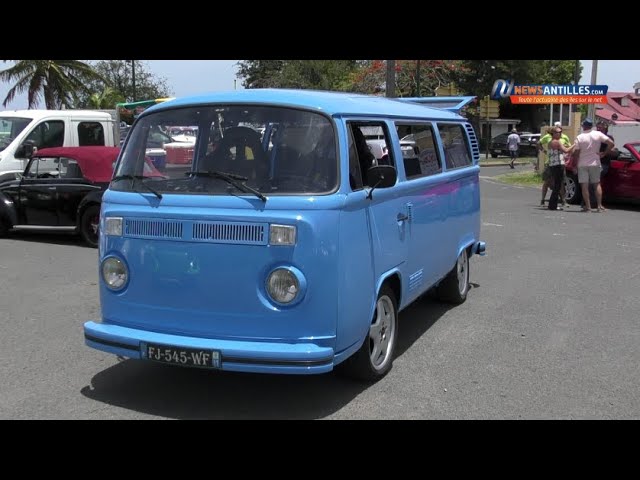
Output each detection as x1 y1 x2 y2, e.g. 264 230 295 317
479 162 532 167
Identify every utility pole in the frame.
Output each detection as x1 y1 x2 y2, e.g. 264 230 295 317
386 60 396 98
131 60 137 102
587 60 598 121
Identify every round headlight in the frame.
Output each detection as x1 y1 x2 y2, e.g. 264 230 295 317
266 268 299 304
101 257 128 290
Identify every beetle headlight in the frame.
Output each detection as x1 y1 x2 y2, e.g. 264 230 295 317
266 268 299 304
101 257 128 290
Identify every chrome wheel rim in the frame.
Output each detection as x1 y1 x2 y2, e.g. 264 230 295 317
90 215 99 236
565 177 576 202
369 295 396 371
457 250 469 295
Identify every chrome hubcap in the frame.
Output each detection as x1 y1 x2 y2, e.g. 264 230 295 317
90 216 99 236
565 178 576 201
457 250 469 294
369 295 396 370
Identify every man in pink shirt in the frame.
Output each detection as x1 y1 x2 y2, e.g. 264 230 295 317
573 118 614 212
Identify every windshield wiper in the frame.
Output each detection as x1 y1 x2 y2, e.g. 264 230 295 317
112 175 163 199
186 170 267 202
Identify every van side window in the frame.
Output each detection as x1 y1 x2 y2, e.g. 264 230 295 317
348 122 393 188
437 124 472 170
347 128 364 191
78 122 105 146
25 121 64 149
395 123 441 178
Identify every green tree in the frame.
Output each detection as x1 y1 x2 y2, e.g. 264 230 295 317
236 61 285 88
277 60 358 90
0 60 104 109
350 60 462 97
236 60 358 90
75 60 172 108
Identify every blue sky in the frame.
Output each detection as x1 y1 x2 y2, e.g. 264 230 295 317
0 60 638 109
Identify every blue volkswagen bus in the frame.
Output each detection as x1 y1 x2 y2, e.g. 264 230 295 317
84 89 486 381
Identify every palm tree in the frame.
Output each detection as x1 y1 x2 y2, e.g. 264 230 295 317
0 60 104 109
87 86 124 109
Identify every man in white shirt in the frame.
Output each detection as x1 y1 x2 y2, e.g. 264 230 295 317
573 118 614 212
506 128 520 169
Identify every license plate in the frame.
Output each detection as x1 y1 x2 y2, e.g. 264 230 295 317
142 342 221 369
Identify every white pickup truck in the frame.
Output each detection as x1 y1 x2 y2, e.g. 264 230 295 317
0 109 116 173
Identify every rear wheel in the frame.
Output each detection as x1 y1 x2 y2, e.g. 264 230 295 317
336 284 398 382
437 248 470 304
80 205 100 248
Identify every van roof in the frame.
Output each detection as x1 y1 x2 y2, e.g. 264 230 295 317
0 110 113 120
146 89 463 120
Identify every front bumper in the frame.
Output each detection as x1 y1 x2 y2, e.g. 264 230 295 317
84 321 335 375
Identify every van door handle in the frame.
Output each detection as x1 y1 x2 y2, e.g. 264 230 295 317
397 213 409 222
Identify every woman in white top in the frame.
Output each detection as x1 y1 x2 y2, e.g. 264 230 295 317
547 128 574 210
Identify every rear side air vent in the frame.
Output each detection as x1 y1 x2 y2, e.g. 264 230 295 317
464 123 480 164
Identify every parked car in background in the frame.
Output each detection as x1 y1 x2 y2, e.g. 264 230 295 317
564 142 640 205
489 131 540 157
0 146 121 247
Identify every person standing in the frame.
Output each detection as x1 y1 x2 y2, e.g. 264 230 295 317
595 121 619 178
573 118 614 212
507 128 520 169
538 122 571 206
547 127 574 210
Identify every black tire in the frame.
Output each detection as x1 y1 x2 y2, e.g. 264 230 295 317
0 216 8 237
437 248 470 305
80 205 100 248
490 153 498 158
336 284 398 382
564 173 582 205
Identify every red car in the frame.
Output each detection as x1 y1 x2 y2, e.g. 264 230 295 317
564 142 640 205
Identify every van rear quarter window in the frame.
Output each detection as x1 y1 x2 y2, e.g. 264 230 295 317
437 123 473 169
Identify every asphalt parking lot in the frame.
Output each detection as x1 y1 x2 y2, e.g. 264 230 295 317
1 165 638 419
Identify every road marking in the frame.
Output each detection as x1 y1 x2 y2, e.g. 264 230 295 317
552 233 567 236
483 222 503 227
617 243 640 249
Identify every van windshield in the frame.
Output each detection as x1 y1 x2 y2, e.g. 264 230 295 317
113 105 338 196
0 117 32 152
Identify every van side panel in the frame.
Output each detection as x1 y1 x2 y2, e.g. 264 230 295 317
335 193 376 353
437 168 481 270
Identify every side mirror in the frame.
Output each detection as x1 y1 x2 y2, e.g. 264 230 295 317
367 165 397 188
16 141 36 159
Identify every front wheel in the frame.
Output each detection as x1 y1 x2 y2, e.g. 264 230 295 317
437 248 470 304
0 217 8 237
80 205 100 248
336 284 398 382
564 173 582 205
